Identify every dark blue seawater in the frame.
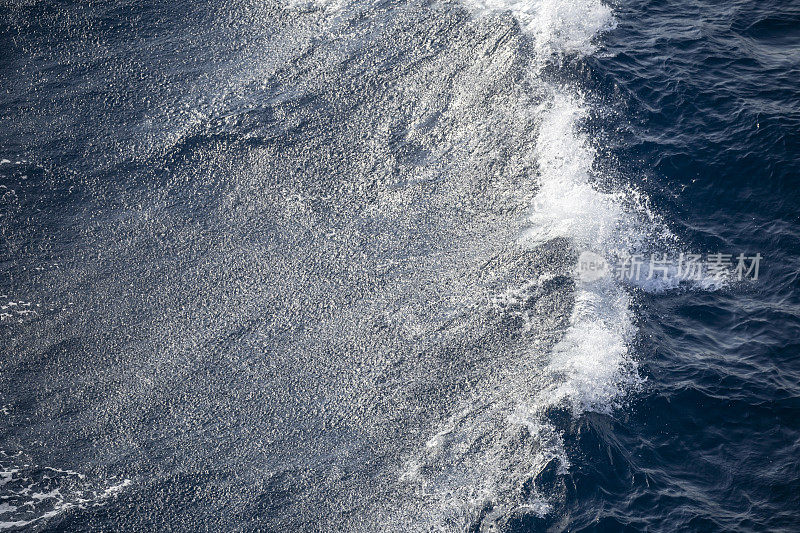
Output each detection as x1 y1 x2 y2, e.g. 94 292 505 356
0 0 798 531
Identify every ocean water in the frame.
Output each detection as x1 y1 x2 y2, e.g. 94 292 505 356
0 0 798 530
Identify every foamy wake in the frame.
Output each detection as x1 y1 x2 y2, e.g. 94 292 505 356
521 93 643 416
397 0 720 527
462 0 616 60
0 451 130 531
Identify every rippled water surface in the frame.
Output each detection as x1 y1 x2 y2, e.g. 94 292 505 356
1 0 798 530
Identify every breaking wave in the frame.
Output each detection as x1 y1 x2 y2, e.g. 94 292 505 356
392 0 721 528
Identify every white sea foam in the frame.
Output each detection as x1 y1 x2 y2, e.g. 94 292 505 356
461 0 616 59
0 298 38 323
521 93 627 249
283 0 347 12
0 454 130 531
509 84 651 419
396 0 647 525
523 90 727 417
